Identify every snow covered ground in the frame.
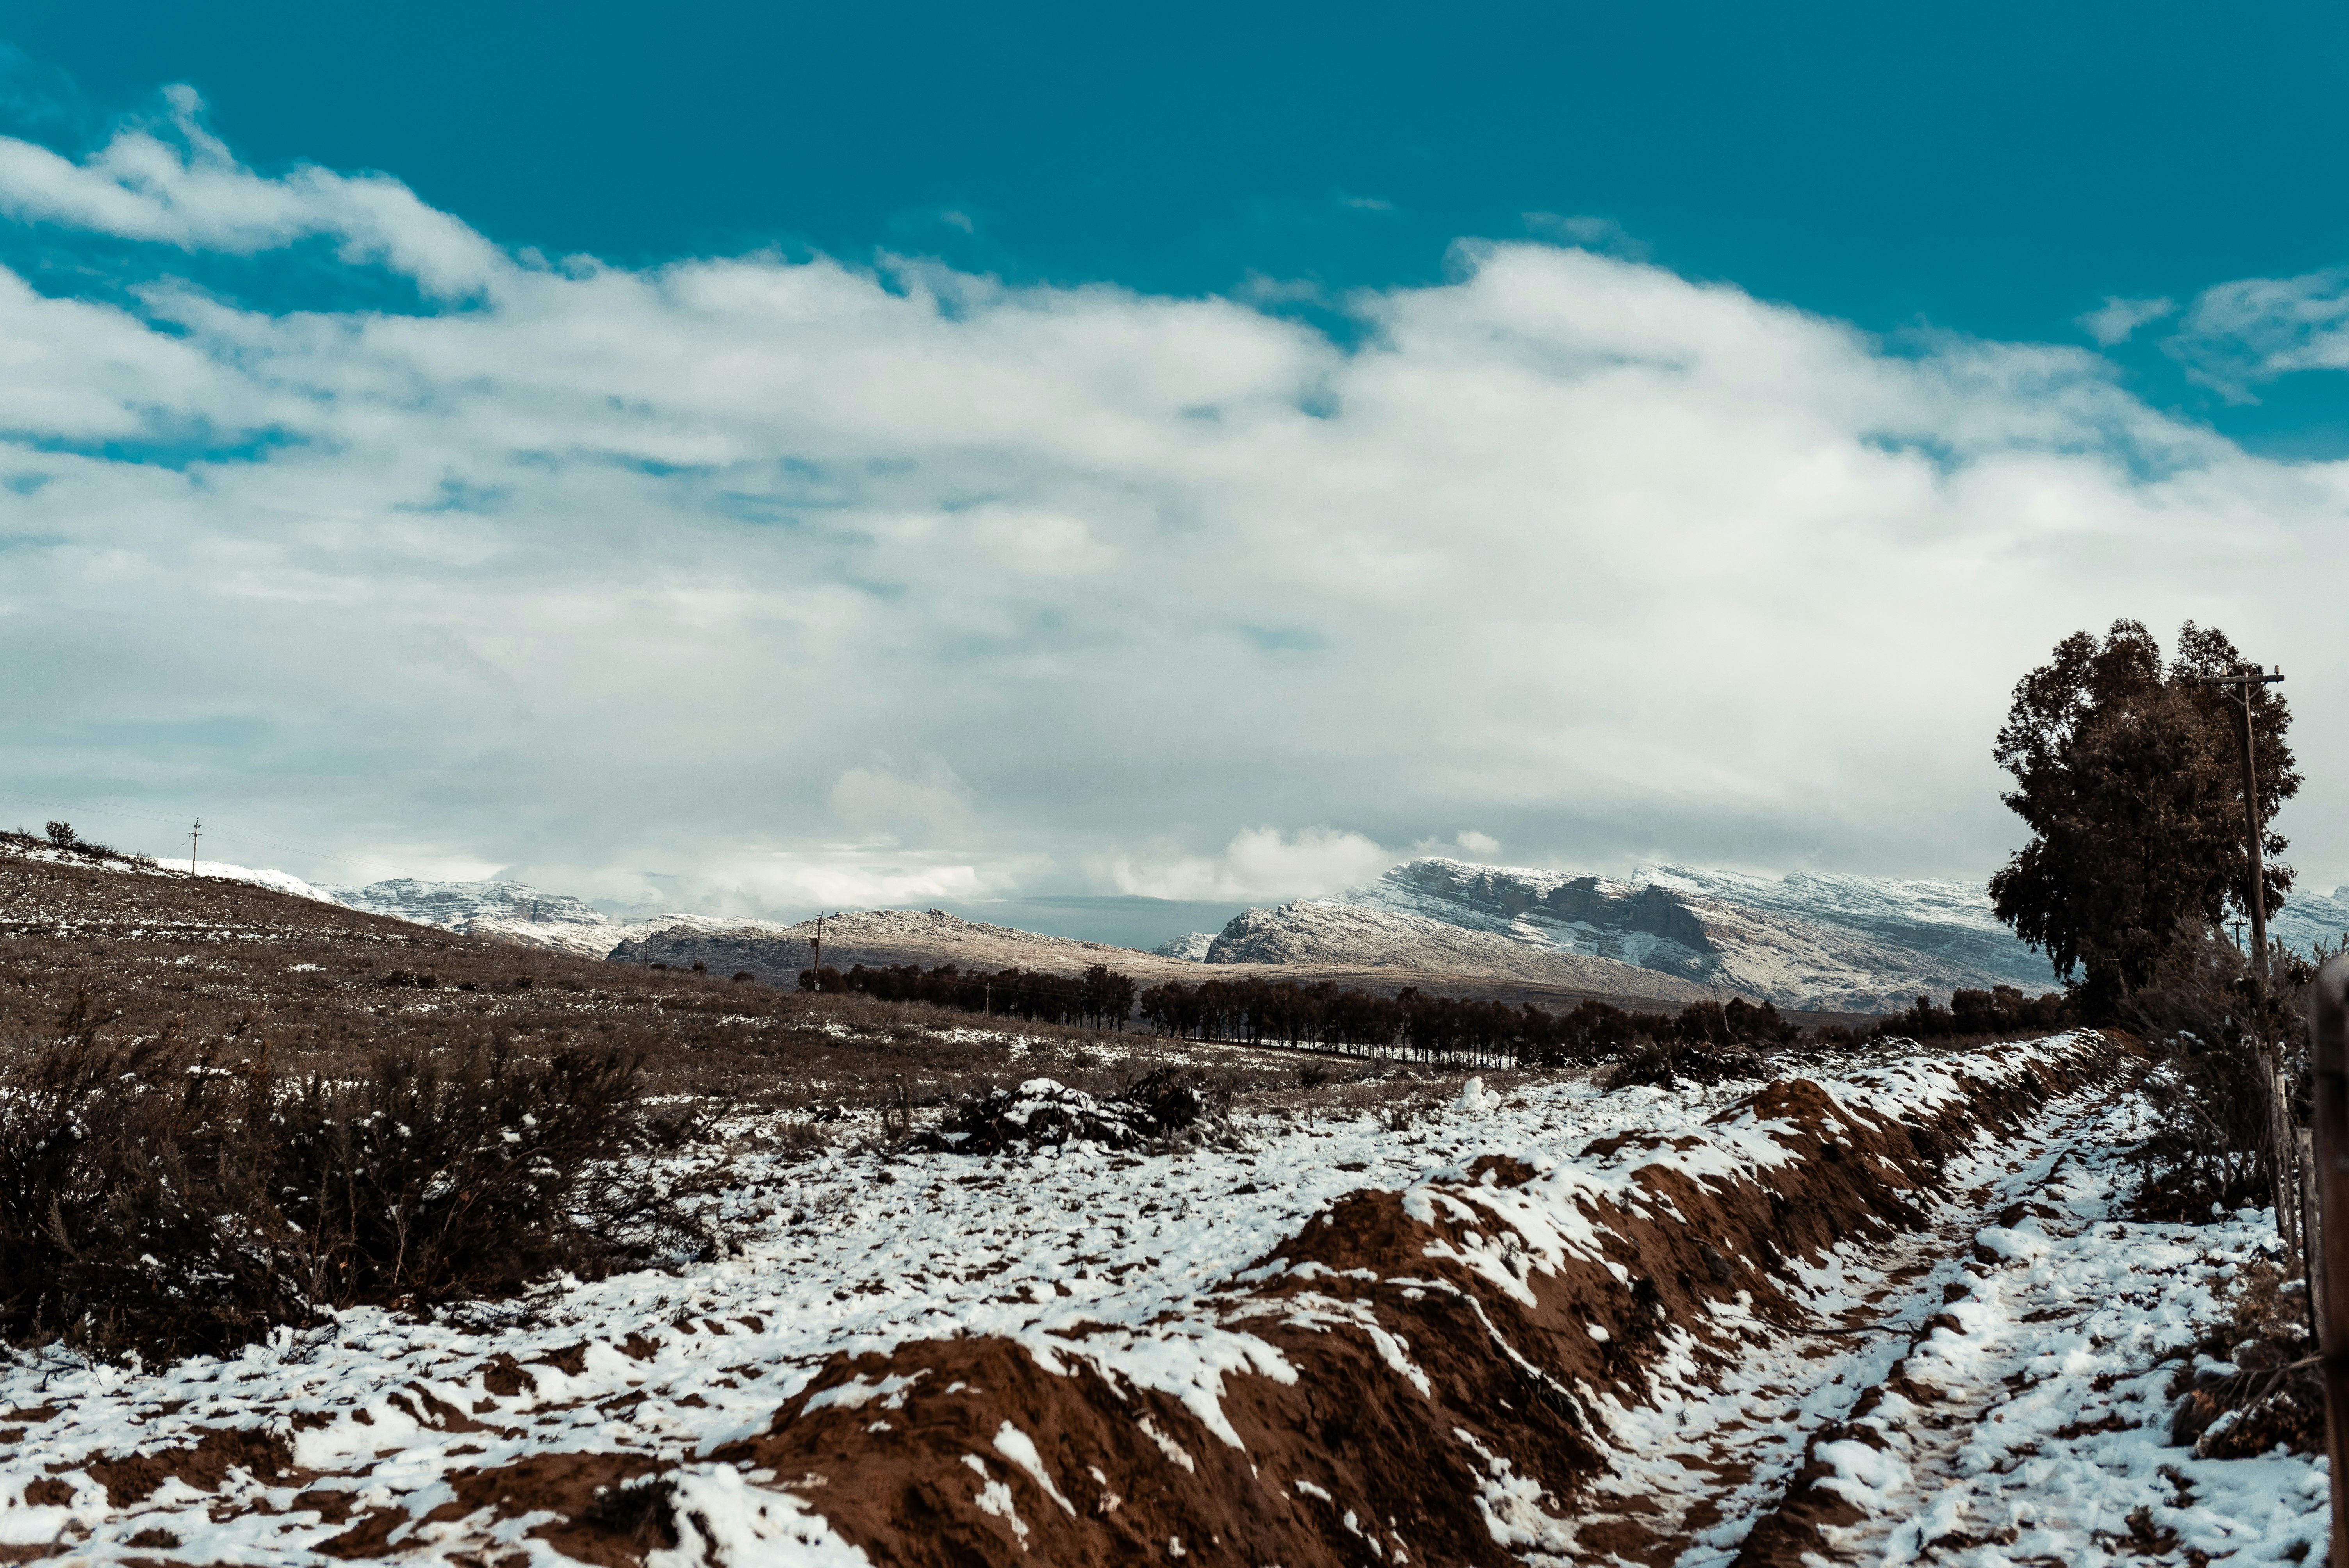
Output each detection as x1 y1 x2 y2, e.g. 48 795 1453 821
0 1032 2325 1565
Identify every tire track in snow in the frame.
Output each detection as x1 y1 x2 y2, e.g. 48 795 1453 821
1721 1093 2329 1568
1576 1085 2127 1565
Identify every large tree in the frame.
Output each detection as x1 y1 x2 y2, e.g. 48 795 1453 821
1989 620 2297 1019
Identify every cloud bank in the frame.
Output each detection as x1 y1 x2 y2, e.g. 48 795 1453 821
4 91 2347 916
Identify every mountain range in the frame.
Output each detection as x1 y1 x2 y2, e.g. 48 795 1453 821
1160 858 2349 1013
185 854 2349 1017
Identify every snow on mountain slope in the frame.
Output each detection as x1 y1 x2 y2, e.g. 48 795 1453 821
1336 858 2048 1012
1340 857 2349 1012
316 878 804 960
1632 861 2048 986
169 861 340 904
1203 900 1713 1003
1150 931 1217 961
2271 884 2349 956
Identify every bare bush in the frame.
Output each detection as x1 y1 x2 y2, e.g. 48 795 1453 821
0 1001 295 1360
0 996 718 1362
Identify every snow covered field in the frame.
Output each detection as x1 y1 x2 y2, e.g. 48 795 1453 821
1 1030 2326 1565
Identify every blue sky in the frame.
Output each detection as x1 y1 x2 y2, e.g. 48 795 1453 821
2 2 2347 938
12 0 2348 451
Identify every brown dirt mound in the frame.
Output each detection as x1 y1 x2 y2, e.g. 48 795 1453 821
80 1427 294 1507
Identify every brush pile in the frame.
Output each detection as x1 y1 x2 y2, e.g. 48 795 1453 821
913 1067 1222 1154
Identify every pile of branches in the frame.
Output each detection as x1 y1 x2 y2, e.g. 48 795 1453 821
912 1068 1224 1155
1604 1037 1765 1091
0 996 721 1363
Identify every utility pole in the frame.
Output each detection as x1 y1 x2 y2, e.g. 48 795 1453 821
2190 661 2292 1266
2189 664 2287 1023
189 816 201 873
811 914 824 992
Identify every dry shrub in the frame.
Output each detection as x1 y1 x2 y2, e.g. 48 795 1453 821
0 996 719 1363
2131 1043 2273 1219
2167 1256 2320 1458
0 1001 296 1360
2124 919 2337 1221
272 1043 713 1311
1604 1037 1762 1090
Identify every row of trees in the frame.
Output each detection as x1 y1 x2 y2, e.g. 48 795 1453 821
1137 975 1805 1067
1873 985 2076 1042
800 957 1817 1067
803 961 1139 1032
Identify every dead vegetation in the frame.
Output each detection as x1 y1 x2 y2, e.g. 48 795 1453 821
0 997 720 1363
2166 1255 2322 1459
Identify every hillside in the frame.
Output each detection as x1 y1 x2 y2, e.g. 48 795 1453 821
1202 900 1715 1002
1334 857 2349 1010
608 906 1718 1014
1333 858 2049 1010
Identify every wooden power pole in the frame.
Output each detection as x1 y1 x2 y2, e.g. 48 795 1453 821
2190 662 2294 1264
189 816 201 873
811 914 824 992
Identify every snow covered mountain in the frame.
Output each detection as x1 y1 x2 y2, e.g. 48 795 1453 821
2270 884 2349 957
1327 859 2042 1012
1335 857 2349 1012
314 878 799 960
1150 932 1217 961
319 878 631 959
1202 901 1713 1002
191 857 2349 1004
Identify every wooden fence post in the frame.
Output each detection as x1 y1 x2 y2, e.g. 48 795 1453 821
2308 954 2349 1568
2305 1127 2324 1340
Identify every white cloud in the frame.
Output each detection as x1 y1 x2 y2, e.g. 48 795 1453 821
1522 212 1651 261
1455 831 1500 857
2075 294 2175 346
829 756 978 840
5 96 2349 909
1108 828 1396 902
2165 267 2349 400
0 86 498 295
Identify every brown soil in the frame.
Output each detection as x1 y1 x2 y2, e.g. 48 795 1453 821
82 1427 294 1507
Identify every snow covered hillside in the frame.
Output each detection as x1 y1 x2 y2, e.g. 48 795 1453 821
1325 858 2034 1011
1203 899 1713 1003
1328 857 2349 1011
5 1029 2321 1565
1151 931 1217 961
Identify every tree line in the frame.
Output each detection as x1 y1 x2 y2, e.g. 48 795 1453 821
803 961 1139 1032
798 959 2096 1065
1135 975 1806 1067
